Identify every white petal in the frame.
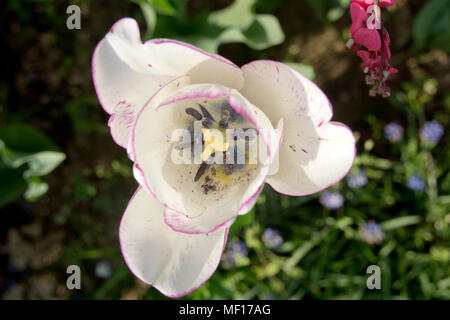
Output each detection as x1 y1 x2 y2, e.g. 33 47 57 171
93 18 244 148
119 187 228 298
144 39 245 90
240 60 355 195
238 118 283 215
93 18 170 115
132 83 277 233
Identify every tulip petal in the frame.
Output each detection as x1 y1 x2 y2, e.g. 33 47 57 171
119 187 228 298
240 60 356 196
92 18 172 115
132 83 278 233
144 39 245 90
92 18 244 148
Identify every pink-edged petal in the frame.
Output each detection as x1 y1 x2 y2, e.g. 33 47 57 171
240 60 356 196
241 60 333 133
92 18 172 115
132 83 278 233
93 18 173 147
164 207 237 234
266 122 356 196
119 187 228 298
93 18 244 148
237 181 265 215
127 75 191 161
145 39 244 90
111 76 191 150
237 118 284 215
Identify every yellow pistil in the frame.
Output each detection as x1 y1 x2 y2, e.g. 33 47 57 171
201 128 229 161
215 167 233 185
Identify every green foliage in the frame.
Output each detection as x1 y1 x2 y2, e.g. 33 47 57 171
0 165 28 207
0 123 57 154
284 62 315 80
0 124 65 206
307 0 350 23
413 0 450 53
135 0 285 53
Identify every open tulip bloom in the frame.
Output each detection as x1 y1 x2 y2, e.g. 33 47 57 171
92 18 356 297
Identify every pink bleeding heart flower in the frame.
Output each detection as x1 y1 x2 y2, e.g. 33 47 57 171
348 1 396 97
350 2 381 51
382 29 392 60
357 50 381 68
351 0 396 9
92 18 356 297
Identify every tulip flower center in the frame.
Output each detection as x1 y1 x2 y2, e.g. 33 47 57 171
170 98 260 196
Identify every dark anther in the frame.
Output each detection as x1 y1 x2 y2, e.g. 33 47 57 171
185 108 202 120
198 104 216 122
219 110 230 129
223 151 234 175
202 118 214 128
194 162 209 182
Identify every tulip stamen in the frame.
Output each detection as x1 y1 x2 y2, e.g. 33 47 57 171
194 161 209 182
198 104 215 122
182 101 258 185
219 110 230 129
185 107 202 120
199 104 215 128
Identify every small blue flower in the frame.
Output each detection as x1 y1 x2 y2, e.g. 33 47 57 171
261 228 283 249
320 191 344 210
95 260 112 279
384 122 404 142
222 240 248 267
5 279 16 291
346 169 368 188
359 222 385 244
407 174 426 191
420 120 444 143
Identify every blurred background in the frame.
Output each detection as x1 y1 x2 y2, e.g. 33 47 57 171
0 0 449 300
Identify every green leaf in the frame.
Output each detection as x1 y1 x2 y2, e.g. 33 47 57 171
24 178 49 201
12 151 66 178
208 0 256 30
285 62 316 81
217 28 247 45
380 216 421 231
413 0 450 52
242 14 285 50
0 123 57 154
0 166 27 207
133 0 157 37
284 240 316 272
228 209 255 239
152 0 178 16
